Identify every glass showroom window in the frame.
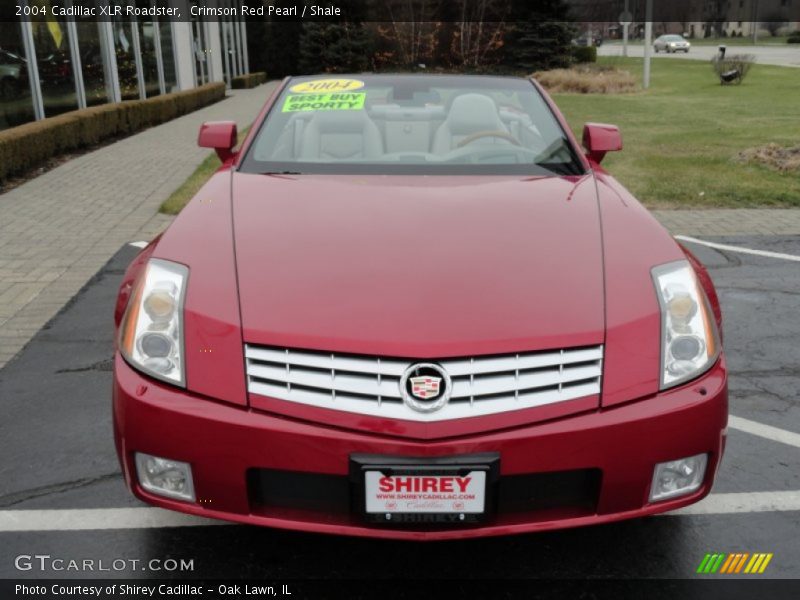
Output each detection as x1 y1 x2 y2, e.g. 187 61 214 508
75 20 110 107
191 16 208 86
31 13 79 117
158 18 177 93
0 20 35 130
110 7 140 100
221 15 234 85
137 19 160 97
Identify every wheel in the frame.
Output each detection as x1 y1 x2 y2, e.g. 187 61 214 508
654 47 659 53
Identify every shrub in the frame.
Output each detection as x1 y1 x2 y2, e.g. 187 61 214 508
0 83 224 183
534 65 636 94
231 72 268 89
298 21 374 74
788 31 800 44
571 45 597 64
501 0 577 71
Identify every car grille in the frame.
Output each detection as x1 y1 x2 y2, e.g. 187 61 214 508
244 344 603 422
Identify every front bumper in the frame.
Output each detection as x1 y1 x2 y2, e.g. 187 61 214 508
113 353 727 541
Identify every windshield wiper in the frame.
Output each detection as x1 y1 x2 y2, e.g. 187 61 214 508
260 170 302 175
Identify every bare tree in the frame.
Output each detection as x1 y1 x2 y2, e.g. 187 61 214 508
452 0 507 67
381 0 441 66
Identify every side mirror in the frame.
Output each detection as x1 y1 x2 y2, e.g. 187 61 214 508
582 123 622 165
198 121 237 162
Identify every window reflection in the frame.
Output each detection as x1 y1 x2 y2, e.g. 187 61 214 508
31 12 78 117
0 21 34 130
158 18 177 93
137 19 160 97
75 21 110 107
111 4 139 100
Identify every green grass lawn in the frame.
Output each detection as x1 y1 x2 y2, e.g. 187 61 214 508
554 57 800 207
159 128 250 215
686 35 792 46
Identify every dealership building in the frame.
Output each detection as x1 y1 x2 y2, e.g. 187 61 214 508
0 1 249 131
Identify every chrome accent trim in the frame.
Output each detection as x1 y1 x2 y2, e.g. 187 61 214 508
244 344 603 422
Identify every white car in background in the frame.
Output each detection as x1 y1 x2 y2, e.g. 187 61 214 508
654 35 691 53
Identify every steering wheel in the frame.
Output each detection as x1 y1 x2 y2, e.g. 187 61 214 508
456 130 521 148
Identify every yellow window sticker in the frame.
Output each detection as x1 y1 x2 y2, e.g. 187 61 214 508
282 92 366 113
289 78 365 94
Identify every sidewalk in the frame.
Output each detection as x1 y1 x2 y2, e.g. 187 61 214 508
652 209 800 236
0 84 275 367
1 89 799 368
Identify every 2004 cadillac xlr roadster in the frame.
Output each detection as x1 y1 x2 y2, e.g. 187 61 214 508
113 74 727 540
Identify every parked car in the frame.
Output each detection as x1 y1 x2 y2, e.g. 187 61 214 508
113 74 727 540
0 48 27 99
573 35 603 47
654 34 691 53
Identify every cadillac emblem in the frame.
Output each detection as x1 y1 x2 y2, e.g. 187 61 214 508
399 363 452 413
410 375 441 399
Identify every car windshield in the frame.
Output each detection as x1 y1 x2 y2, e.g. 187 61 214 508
239 74 584 176
664 35 685 41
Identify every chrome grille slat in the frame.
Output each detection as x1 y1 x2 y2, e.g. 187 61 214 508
449 364 601 398
247 363 403 398
439 346 602 376
245 345 407 376
245 344 603 422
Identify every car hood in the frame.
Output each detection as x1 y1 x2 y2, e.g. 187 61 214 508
231 173 605 358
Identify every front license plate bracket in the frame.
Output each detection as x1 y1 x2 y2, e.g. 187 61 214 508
349 453 500 525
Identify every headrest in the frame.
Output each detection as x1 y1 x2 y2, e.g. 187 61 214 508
446 94 504 134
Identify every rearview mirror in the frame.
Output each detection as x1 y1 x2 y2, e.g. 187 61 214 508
582 123 622 165
198 121 238 162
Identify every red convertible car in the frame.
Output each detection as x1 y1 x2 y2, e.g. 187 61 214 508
113 75 727 540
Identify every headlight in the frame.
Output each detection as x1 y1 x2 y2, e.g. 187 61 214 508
652 260 719 389
119 258 188 387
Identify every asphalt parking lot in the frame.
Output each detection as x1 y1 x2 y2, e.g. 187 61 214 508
0 235 798 584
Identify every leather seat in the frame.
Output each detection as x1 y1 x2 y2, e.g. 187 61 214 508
431 93 510 154
299 110 383 161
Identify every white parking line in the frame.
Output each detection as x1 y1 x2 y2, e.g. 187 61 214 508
728 415 800 450
128 241 148 249
665 490 800 516
0 508 223 532
2 490 800 532
675 235 800 262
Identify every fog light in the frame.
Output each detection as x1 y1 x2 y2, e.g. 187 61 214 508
649 453 707 502
135 453 195 502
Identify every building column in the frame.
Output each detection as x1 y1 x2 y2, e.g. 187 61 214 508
152 19 167 95
171 20 196 90
130 16 146 99
19 15 44 120
206 19 224 83
240 18 249 74
235 18 244 76
65 14 87 109
97 0 121 103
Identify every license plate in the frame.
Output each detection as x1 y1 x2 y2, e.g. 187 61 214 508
364 471 486 514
